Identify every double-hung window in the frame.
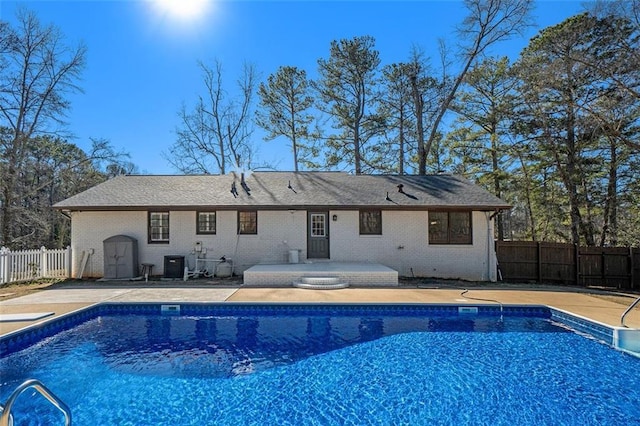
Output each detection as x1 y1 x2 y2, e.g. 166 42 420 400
429 211 472 244
148 212 169 243
238 211 257 234
197 211 217 234
359 210 382 235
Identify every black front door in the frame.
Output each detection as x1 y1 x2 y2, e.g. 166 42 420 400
307 211 329 259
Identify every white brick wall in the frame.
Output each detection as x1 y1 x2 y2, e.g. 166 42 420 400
70 209 497 281
329 210 496 281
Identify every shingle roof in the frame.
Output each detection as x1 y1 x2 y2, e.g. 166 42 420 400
53 171 510 211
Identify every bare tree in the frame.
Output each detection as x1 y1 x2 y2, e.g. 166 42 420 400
418 0 533 174
0 8 87 247
10 135 130 248
167 60 258 174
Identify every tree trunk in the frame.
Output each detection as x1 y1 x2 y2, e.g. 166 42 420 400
354 127 362 175
490 128 504 241
601 138 618 246
1 137 20 247
1 182 13 246
398 106 405 175
410 74 425 175
290 103 299 172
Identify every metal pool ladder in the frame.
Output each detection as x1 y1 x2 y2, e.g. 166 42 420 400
621 296 640 328
0 379 71 426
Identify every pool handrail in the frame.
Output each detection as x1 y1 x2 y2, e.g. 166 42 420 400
0 379 71 426
621 296 640 328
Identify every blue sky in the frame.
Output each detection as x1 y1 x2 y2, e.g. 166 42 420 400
1 0 587 174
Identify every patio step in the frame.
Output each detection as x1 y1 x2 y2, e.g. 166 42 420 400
243 262 398 287
293 276 349 290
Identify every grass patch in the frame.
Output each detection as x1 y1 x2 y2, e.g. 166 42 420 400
0 279 67 299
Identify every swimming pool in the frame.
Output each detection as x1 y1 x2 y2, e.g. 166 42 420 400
1 303 639 425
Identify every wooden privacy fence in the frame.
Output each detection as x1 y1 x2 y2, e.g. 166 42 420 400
0 246 71 285
496 241 639 290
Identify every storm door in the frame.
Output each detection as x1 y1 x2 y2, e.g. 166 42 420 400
307 211 330 259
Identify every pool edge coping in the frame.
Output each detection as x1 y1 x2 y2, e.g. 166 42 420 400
1 301 638 358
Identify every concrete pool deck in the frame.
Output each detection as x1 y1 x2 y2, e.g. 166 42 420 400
1 280 639 336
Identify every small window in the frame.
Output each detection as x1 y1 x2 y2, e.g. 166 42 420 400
197 212 216 234
449 212 472 244
310 213 326 237
238 211 257 234
359 210 382 235
148 212 169 243
429 211 472 245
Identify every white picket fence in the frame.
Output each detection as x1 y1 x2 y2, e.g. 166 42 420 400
0 246 71 285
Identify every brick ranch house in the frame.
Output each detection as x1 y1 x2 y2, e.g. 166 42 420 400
53 171 510 282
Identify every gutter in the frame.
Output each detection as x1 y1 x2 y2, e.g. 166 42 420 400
58 210 72 220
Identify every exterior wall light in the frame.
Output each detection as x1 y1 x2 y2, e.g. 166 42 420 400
332 214 338 221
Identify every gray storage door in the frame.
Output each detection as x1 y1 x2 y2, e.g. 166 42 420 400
103 235 138 278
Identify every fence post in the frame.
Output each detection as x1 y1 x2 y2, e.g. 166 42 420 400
0 247 11 285
537 242 542 284
601 248 607 288
574 244 580 286
40 246 48 278
630 247 635 290
0 247 7 284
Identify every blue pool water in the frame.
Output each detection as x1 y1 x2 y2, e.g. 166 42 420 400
1 304 639 425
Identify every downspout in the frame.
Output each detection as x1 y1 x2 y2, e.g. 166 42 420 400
486 211 499 282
